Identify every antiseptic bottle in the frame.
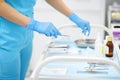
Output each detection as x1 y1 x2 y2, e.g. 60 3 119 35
105 36 114 57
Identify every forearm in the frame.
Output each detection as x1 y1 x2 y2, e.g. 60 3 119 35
0 0 30 27
46 0 73 17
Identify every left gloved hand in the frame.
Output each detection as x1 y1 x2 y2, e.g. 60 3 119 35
69 13 90 36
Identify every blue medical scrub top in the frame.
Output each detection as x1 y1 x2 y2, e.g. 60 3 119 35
0 0 36 29
0 0 36 53
6 0 36 17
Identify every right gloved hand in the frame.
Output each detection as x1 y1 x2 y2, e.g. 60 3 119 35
26 19 61 38
69 13 90 36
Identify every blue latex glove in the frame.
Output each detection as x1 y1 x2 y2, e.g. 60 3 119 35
27 19 61 38
69 13 90 36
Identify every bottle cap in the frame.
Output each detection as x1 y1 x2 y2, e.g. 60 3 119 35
107 36 112 41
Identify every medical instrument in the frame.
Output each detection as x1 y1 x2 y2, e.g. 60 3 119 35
30 24 120 80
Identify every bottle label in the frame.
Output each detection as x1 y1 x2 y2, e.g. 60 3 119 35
101 45 105 54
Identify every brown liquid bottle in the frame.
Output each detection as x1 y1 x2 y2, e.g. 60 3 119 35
105 36 114 57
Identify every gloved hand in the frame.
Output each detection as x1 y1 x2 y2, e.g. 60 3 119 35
26 19 61 38
69 13 90 36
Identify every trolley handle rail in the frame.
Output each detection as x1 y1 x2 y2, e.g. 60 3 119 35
30 56 120 80
58 24 112 36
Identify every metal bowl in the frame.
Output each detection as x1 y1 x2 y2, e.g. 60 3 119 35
75 39 95 48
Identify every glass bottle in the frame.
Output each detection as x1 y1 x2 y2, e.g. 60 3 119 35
105 36 114 57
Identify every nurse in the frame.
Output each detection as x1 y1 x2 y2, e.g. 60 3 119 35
0 0 90 80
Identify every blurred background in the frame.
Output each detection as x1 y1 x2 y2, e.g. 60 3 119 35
27 0 120 77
